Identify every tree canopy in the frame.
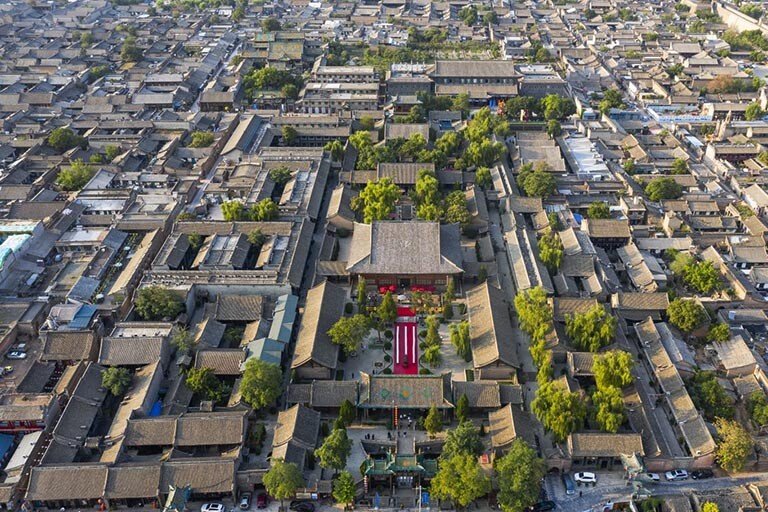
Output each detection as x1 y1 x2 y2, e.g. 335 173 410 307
263 459 305 507
328 314 370 355
431 454 491 509
57 159 95 191
587 201 610 219
48 127 87 153
188 130 215 148
667 298 707 333
715 418 753 473
645 177 683 201
531 381 586 442
316 427 352 472
495 439 546 512
186 367 227 402
688 370 734 421
135 286 184 320
538 230 563 274
424 405 443 437
517 163 556 197
101 367 131 396
240 359 283 410
593 350 634 389
565 304 616 352
333 471 356 507
592 385 625 433
352 178 400 223
442 419 483 459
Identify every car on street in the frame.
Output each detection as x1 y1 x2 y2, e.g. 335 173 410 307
256 493 268 509
201 504 225 512
573 472 597 485
561 473 575 495
645 473 660 482
528 501 556 511
665 469 688 481
289 502 315 512
5 351 26 360
691 469 714 480
240 493 251 510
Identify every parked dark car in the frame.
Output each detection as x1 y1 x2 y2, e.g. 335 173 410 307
691 469 714 480
529 501 556 512
289 502 315 512
256 493 267 509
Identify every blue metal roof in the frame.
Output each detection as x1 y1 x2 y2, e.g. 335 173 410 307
69 304 97 330
0 434 14 463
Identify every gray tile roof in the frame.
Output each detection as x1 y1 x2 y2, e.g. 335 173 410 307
291 281 346 371
466 282 519 369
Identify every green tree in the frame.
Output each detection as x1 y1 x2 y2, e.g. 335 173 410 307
683 261 721 294
459 5 478 25
456 394 470 423
231 5 244 21
424 405 443 437
450 321 471 360
593 386 625 433
264 459 305 510
377 291 397 324
707 323 730 342
282 126 298 145
599 88 624 115
120 35 142 62
423 344 442 366
748 391 768 426
101 367 131 396
221 200 246 221
328 314 370 355
186 367 227 402
269 166 293 185
48 127 86 153
188 131 215 148
541 94 576 121
425 315 441 347
316 427 352 473
80 31 94 48
671 158 689 175
105 145 121 161
444 190 470 225
57 159 95 191
250 198 279 221
667 298 707 333
262 17 281 31
514 287 553 345
442 419 482 458
248 229 267 248
538 230 563 274
324 139 345 161
565 304 616 352
587 201 610 219
715 418 753 473
135 286 184 320
352 178 399 223
531 382 587 442
333 471 356 508
475 167 491 189
645 177 683 201
546 120 562 139
431 454 491 510
338 399 356 427
281 83 299 100
240 359 283 410
356 276 367 312
593 350 634 389
622 159 636 174
517 164 556 197
688 370 734 420
701 503 719 512
482 11 498 25
495 439 546 512
171 327 195 354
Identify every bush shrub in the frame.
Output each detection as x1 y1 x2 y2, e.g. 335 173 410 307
419 330 427 338
419 368 431 375
385 330 393 339
344 303 353 315
419 342 427 351
383 368 392 375
384 355 391 362
384 341 392 350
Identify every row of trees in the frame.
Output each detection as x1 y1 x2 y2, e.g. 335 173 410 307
221 198 279 222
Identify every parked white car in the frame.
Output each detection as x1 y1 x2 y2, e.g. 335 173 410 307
645 472 660 482
201 504 225 512
665 469 688 481
573 472 597 485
